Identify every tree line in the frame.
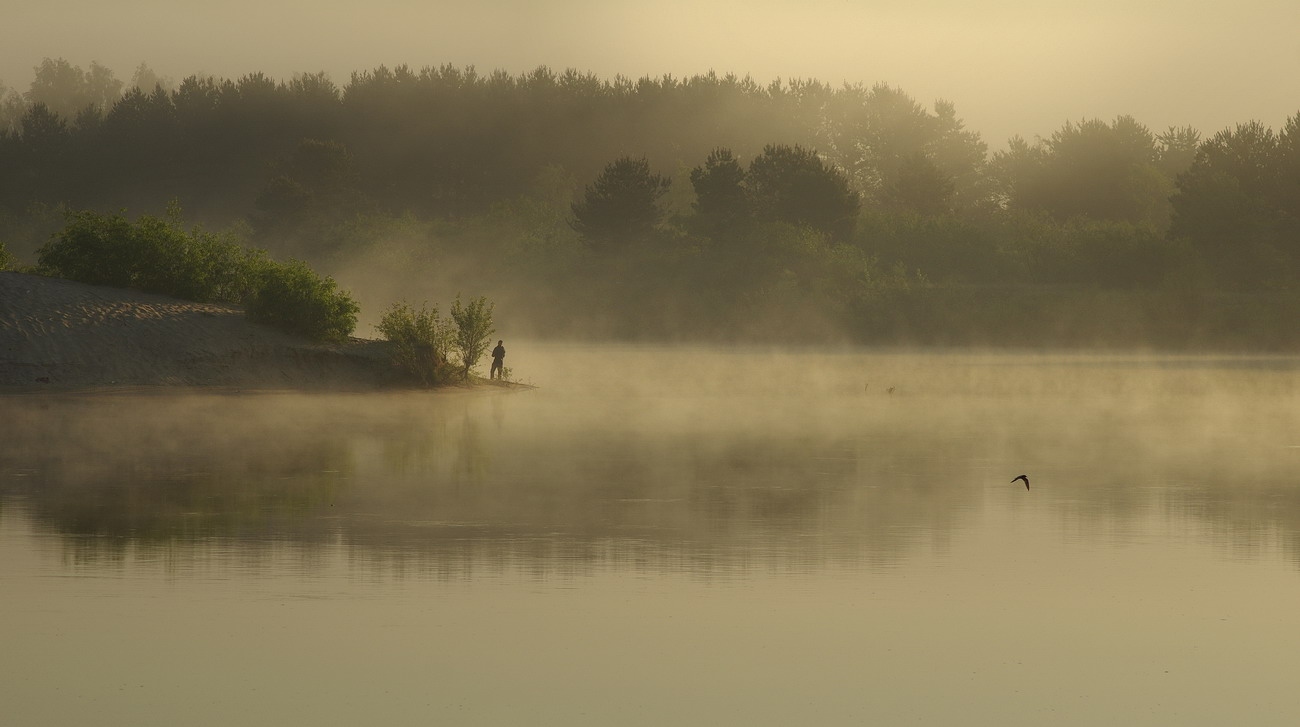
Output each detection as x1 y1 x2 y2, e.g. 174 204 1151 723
2 58 1299 348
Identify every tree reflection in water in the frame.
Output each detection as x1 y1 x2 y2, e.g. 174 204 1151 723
5 350 1300 577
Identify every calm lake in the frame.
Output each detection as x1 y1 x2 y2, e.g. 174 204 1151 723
4 345 1300 725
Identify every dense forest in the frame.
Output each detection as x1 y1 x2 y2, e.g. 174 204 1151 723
2 58 1298 348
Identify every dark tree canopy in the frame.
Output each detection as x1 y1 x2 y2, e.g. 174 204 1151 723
689 147 749 237
570 156 671 250
746 144 860 241
1168 120 1300 285
883 153 956 216
19 103 68 152
994 116 1171 226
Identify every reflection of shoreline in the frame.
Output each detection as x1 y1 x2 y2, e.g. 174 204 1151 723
5 351 1300 577
0 495 905 583
0 449 965 579
0 495 944 582
0 390 979 575
8 486 1300 583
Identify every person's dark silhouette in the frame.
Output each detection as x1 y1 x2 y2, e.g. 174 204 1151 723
490 340 506 380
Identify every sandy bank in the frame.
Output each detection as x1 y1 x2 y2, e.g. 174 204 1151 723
0 271 397 390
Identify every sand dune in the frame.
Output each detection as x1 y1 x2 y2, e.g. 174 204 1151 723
0 272 394 389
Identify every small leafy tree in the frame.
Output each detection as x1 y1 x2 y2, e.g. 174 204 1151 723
377 301 454 385
449 295 495 380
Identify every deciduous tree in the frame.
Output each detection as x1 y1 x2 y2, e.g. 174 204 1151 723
449 295 496 379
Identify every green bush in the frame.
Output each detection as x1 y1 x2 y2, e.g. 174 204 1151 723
0 240 15 271
377 301 455 385
246 259 359 342
37 207 358 342
37 210 138 287
36 208 262 303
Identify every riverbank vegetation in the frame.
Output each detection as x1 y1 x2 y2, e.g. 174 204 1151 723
29 206 503 385
376 296 498 385
35 206 359 342
2 59 1298 349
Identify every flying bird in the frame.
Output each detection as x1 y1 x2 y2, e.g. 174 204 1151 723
1012 474 1030 491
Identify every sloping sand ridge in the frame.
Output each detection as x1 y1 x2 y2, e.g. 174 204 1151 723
0 271 392 389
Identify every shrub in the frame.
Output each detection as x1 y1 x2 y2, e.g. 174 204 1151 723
377 301 455 385
36 208 263 303
0 240 15 271
38 207 357 342
449 295 495 379
37 210 138 287
189 229 267 304
246 259 359 342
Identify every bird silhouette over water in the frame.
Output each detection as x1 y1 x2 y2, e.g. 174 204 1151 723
1012 474 1030 491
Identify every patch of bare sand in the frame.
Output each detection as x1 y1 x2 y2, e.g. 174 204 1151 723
0 271 396 389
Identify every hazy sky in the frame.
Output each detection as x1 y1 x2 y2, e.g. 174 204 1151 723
5 0 1299 145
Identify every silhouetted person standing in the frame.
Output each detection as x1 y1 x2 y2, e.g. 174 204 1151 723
490 340 505 380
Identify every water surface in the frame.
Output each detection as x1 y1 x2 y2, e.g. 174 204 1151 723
4 346 1300 725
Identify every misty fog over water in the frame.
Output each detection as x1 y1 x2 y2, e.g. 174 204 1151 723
5 344 1300 724
7 0 1300 720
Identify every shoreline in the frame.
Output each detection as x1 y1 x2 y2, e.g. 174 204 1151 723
1 271 525 392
